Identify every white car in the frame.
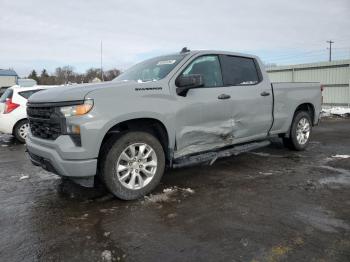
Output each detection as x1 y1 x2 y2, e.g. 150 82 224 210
0 85 54 143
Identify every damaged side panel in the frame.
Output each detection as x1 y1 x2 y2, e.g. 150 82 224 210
174 119 233 158
173 83 273 159
174 87 234 159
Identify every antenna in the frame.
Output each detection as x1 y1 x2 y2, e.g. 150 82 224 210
180 47 190 54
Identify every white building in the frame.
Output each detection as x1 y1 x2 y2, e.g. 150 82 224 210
18 78 37 87
0 69 18 95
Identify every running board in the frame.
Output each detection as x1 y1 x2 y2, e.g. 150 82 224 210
172 140 270 168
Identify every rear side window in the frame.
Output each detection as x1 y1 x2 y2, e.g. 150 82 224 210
0 88 13 102
18 89 43 99
220 55 260 86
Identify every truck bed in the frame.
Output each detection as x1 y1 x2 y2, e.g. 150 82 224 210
270 82 322 135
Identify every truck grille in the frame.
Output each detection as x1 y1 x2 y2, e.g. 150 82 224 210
27 104 63 140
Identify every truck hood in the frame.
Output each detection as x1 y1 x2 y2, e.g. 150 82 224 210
28 81 140 103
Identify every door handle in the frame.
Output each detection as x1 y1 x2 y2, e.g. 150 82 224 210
260 91 270 96
218 94 231 100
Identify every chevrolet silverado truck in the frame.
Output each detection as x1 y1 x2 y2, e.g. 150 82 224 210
26 49 322 200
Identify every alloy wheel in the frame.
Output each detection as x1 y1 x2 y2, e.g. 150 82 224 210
115 143 158 190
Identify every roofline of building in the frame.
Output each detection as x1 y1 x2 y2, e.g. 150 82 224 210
266 59 350 72
0 69 18 77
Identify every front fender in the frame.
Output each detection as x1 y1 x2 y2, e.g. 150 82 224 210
85 112 175 159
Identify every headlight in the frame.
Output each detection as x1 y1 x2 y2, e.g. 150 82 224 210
60 99 93 117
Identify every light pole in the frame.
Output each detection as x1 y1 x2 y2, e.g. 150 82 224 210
326 40 334 62
100 40 104 81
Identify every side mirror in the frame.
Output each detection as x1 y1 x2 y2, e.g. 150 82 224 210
175 74 204 96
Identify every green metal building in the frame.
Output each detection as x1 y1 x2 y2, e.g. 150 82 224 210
267 60 350 106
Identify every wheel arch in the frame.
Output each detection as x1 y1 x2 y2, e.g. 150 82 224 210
294 103 316 125
12 118 28 135
98 118 171 165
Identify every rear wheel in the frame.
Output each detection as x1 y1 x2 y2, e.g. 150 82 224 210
283 111 312 151
13 119 29 143
100 131 165 200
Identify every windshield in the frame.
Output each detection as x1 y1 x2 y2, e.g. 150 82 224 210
113 54 186 82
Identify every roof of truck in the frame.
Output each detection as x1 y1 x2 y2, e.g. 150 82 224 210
188 50 258 58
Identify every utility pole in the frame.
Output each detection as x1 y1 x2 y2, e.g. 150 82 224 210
326 40 334 62
100 40 104 81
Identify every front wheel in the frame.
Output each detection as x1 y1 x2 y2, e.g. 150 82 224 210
100 131 165 200
283 111 312 151
13 119 29 143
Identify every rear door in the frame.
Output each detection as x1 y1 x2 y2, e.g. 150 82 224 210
219 55 272 142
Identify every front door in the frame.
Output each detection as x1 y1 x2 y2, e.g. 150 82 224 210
171 55 235 158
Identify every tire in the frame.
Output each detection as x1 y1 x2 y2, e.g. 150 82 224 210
13 119 29 143
283 111 312 151
100 131 165 200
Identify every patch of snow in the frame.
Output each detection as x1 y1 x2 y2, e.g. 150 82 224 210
318 165 350 188
319 175 350 186
251 152 271 157
322 107 350 117
259 172 273 176
163 188 175 194
332 154 350 159
167 213 177 219
103 232 111 237
101 250 112 262
144 186 195 204
251 152 283 158
36 171 60 180
19 175 29 180
240 238 249 247
145 188 175 203
184 188 195 194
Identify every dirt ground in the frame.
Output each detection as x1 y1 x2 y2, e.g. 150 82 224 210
0 118 349 262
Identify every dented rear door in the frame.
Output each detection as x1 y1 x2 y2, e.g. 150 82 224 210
219 55 273 143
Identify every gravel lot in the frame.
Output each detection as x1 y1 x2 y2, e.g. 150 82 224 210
0 118 349 262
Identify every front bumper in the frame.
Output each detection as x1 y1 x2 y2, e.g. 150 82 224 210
26 133 97 179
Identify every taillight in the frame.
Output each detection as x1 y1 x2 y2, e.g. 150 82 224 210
320 85 324 92
4 98 20 114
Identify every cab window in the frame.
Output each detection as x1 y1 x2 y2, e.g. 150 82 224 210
181 55 223 87
220 55 260 86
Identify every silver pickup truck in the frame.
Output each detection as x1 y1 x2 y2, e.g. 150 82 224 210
26 49 322 200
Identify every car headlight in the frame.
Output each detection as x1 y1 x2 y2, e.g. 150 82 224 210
60 99 94 117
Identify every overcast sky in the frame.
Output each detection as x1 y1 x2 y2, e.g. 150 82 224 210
1 0 349 76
